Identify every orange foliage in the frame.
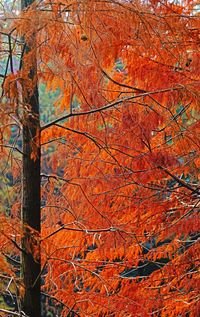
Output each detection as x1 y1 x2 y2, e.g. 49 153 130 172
0 0 199 316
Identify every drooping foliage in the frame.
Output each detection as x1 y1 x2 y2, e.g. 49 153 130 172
0 0 199 316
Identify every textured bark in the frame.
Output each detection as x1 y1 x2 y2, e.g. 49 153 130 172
21 94 41 317
21 1 41 316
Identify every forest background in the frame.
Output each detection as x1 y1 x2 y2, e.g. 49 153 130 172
0 0 199 316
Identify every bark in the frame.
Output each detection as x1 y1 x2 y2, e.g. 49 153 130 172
21 1 41 316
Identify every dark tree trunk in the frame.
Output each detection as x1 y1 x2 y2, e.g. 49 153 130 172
21 1 41 316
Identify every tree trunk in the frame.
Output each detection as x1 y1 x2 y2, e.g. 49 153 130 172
21 1 41 316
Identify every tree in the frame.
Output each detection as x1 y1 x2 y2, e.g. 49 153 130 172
0 0 199 316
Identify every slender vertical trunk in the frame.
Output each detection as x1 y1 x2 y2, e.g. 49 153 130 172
21 1 41 316
21 91 41 317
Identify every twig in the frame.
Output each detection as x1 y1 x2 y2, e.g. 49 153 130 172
0 308 28 316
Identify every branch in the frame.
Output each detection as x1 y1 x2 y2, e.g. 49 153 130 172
3 253 21 266
101 68 146 92
0 308 28 316
8 35 14 74
41 86 182 130
1 54 9 94
41 292 80 317
54 123 102 149
40 173 70 183
0 229 27 255
10 238 28 255
0 144 24 155
158 166 199 194
41 137 66 145
42 226 119 241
